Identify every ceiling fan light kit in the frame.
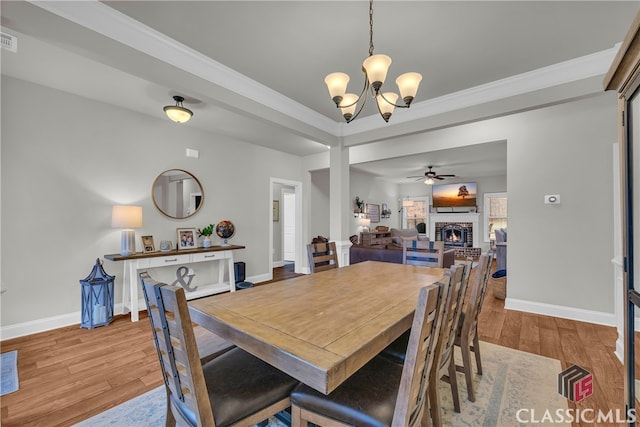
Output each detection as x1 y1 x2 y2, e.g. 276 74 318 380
163 95 193 123
324 0 422 123
407 166 456 185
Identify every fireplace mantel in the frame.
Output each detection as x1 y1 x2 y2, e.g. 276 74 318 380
429 212 480 247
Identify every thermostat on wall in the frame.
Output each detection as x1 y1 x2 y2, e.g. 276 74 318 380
545 194 561 204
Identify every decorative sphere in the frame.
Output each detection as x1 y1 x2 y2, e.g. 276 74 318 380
215 220 235 240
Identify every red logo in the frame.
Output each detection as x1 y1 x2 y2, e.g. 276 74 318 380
558 365 593 402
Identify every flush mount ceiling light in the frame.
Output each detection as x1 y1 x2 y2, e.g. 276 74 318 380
324 0 422 123
163 96 193 123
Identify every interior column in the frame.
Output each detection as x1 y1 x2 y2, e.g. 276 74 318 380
329 141 352 266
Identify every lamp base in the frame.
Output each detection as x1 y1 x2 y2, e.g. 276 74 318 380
121 229 136 256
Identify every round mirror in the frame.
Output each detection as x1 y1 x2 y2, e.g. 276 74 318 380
152 169 204 219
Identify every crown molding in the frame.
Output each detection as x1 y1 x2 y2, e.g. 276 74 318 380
340 46 620 136
29 0 338 134
30 0 620 140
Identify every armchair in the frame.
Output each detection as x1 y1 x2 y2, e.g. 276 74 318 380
495 228 507 272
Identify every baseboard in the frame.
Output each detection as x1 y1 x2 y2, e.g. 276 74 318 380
1 303 130 341
505 297 616 327
2 274 273 340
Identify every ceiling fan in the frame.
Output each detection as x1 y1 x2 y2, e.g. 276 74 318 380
407 166 456 183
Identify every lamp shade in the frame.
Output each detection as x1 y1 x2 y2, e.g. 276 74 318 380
164 106 192 123
396 72 422 104
339 93 359 120
111 206 142 229
363 54 392 88
358 218 371 227
402 200 414 207
325 72 350 104
163 96 193 123
376 92 398 122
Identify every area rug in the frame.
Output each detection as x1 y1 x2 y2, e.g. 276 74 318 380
440 341 570 427
76 343 567 427
75 386 287 427
0 350 19 396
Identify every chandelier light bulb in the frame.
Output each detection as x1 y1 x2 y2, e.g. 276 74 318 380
163 96 193 123
339 93 359 121
324 72 350 106
396 72 423 106
362 54 392 92
376 92 398 122
324 0 421 123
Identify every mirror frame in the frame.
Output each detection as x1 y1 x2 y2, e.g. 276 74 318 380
151 169 204 219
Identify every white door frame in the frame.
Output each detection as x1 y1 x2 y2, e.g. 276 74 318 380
269 178 303 278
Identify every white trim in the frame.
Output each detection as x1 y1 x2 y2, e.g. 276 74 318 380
272 260 285 268
29 0 337 134
505 297 616 327
30 0 619 139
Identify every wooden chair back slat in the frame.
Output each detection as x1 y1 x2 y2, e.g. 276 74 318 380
403 240 446 267
392 276 451 427
141 272 216 427
307 241 339 273
461 254 492 339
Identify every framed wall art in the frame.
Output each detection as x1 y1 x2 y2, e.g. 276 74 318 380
365 203 380 223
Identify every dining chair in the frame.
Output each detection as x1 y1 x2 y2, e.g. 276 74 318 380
307 241 339 273
455 253 492 402
140 272 299 427
290 276 451 427
428 262 470 427
192 323 235 364
402 239 446 267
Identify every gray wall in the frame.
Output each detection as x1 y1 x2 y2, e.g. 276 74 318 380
0 75 620 331
1 76 304 326
506 94 616 313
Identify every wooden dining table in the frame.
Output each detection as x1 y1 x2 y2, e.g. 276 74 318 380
189 261 445 394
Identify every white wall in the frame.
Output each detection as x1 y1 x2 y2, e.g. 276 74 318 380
1 76 304 328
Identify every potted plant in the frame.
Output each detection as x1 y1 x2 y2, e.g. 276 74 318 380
354 196 364 215
197 224 215 248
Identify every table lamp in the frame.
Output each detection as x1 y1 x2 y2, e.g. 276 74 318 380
111 205 142 256
359 218 371 232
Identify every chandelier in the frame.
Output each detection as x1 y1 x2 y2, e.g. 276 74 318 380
324 0 422 123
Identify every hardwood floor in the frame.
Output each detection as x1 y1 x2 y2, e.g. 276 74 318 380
0 262 629 426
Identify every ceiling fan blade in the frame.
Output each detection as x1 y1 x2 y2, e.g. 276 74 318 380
406 175 424 179
436 174 456 178
434 176 446 180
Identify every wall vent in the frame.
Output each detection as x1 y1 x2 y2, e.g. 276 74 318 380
1 32 17 53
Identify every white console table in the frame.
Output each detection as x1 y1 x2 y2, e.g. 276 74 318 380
104 245 245 322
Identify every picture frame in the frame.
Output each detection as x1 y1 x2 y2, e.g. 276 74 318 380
273 200 280 222
141 235 156 253
177 228 198 250
365 203 381 223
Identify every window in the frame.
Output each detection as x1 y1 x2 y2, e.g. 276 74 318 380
402 197 429 233
483 192 507 242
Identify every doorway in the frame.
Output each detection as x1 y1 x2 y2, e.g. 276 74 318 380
269 178 303 279
282 190 296 262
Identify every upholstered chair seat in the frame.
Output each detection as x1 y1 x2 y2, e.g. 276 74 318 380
290 356 403 427
202 348 299 426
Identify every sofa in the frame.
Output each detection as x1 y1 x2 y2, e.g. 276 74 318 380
349 228 455 268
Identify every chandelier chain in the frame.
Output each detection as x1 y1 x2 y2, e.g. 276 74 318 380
368 0 374 57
